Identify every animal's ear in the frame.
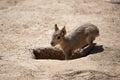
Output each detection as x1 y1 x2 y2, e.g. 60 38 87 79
60 26 66 36
54 24 59 31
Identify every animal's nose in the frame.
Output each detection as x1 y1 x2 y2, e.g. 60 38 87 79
50 42 54 46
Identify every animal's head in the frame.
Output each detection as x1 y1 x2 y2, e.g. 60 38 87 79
50 24 66 46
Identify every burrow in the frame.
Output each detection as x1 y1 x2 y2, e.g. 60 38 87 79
31 44 104 60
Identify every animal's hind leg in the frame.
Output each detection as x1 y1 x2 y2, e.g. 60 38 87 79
87 36 95 46
82 44 88 48
84 37 95 54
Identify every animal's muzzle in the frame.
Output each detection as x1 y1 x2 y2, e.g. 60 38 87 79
50 42 55 46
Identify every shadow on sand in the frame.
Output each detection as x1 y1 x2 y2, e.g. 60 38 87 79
81 44 104 57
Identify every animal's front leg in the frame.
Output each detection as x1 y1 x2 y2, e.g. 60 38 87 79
65 50 72 60
65 53 69 60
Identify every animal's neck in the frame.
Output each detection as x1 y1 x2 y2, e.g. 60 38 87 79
59 37 69 52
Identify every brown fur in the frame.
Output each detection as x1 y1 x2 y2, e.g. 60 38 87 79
51 23 99 60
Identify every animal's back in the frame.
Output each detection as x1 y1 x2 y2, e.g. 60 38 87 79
69 23 99 38
66 23 99 50
75 23 99 36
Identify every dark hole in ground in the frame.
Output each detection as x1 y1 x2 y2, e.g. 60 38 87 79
32 43 104 60
32 47 65 60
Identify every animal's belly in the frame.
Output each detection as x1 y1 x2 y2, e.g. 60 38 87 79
72 39 87 50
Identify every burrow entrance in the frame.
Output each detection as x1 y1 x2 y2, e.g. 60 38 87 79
32 44 104 60
32 47 82 60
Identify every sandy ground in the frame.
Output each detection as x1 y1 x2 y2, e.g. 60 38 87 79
0 0 120 80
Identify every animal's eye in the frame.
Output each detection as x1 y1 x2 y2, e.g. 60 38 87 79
57 36 61 39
